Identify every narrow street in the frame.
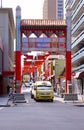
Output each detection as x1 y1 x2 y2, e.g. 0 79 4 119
0 1 84 130
0 89 84 130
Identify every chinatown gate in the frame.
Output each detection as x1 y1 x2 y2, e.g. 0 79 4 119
15 6 71 93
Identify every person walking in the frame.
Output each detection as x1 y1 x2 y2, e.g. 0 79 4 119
7 87 16 105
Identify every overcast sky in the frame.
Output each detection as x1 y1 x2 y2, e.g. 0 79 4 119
1 0 66 20
0 0 66 53
1 0 44 19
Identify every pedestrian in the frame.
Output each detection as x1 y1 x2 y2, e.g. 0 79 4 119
7 85 10 94
7 87 16 105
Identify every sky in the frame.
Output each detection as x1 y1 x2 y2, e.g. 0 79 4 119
1 0 66 20
1 0 44 19
1 0 66 53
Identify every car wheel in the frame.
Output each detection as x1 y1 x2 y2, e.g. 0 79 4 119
50 99 53 102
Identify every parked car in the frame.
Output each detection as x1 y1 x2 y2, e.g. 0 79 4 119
31 81 54 102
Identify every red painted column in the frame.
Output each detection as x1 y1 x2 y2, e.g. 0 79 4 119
15 6 21 93
66 51 71 93
15 51 21 92
66 7 72 93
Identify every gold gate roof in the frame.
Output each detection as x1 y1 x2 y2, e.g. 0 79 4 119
21 19 66 26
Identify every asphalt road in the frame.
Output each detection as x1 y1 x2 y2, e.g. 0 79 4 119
0 90 84 130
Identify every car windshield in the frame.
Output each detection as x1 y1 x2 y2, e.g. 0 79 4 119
37 86 52 90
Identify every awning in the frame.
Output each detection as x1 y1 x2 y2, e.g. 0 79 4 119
51 74 55 78
63 79 66 83
78 71 84 79
74 72 81 78
47 74 55 80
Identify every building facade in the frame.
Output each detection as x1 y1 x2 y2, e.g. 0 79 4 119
65 0 84 94
0 8 15 94
43 0 65 93
0 37 3 94
43 0 64 19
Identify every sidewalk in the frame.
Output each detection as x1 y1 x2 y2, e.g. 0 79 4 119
0 95 9 107
0 94 26 107
54 93 84 105
0 93 84 107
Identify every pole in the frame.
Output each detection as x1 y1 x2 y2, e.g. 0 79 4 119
15 6 21 93
1 0 2 8
55 59 58 93
66 5 72 93
55 59 56 92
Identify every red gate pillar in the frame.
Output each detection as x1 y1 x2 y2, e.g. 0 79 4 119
66 7 72 93
15 6 21 93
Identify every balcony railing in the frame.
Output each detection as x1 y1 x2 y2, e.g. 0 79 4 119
71 30 84 49
71 0 83 21
72 64 84 72
71 14 84 35
70 0 76 8
65 0 73 7
70 0 82 9
65 0 69 7
72 47 84 63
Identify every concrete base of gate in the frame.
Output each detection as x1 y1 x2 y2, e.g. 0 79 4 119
14 93 26 103
64 93 78 101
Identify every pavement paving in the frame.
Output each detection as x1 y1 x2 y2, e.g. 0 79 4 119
0 95 10 107
54 93 84 106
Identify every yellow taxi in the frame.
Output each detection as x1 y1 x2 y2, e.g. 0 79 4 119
31 81 54 102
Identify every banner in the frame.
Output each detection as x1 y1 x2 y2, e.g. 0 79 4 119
22 37 58 52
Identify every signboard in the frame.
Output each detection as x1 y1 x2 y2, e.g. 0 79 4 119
56 76 65 78
22 38 65 53
58 37 65 49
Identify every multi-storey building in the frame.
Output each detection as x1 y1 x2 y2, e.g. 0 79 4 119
0 8 15 94
43 0 64 19
65 0 84 94
43 0 65 93
0 37 3 94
